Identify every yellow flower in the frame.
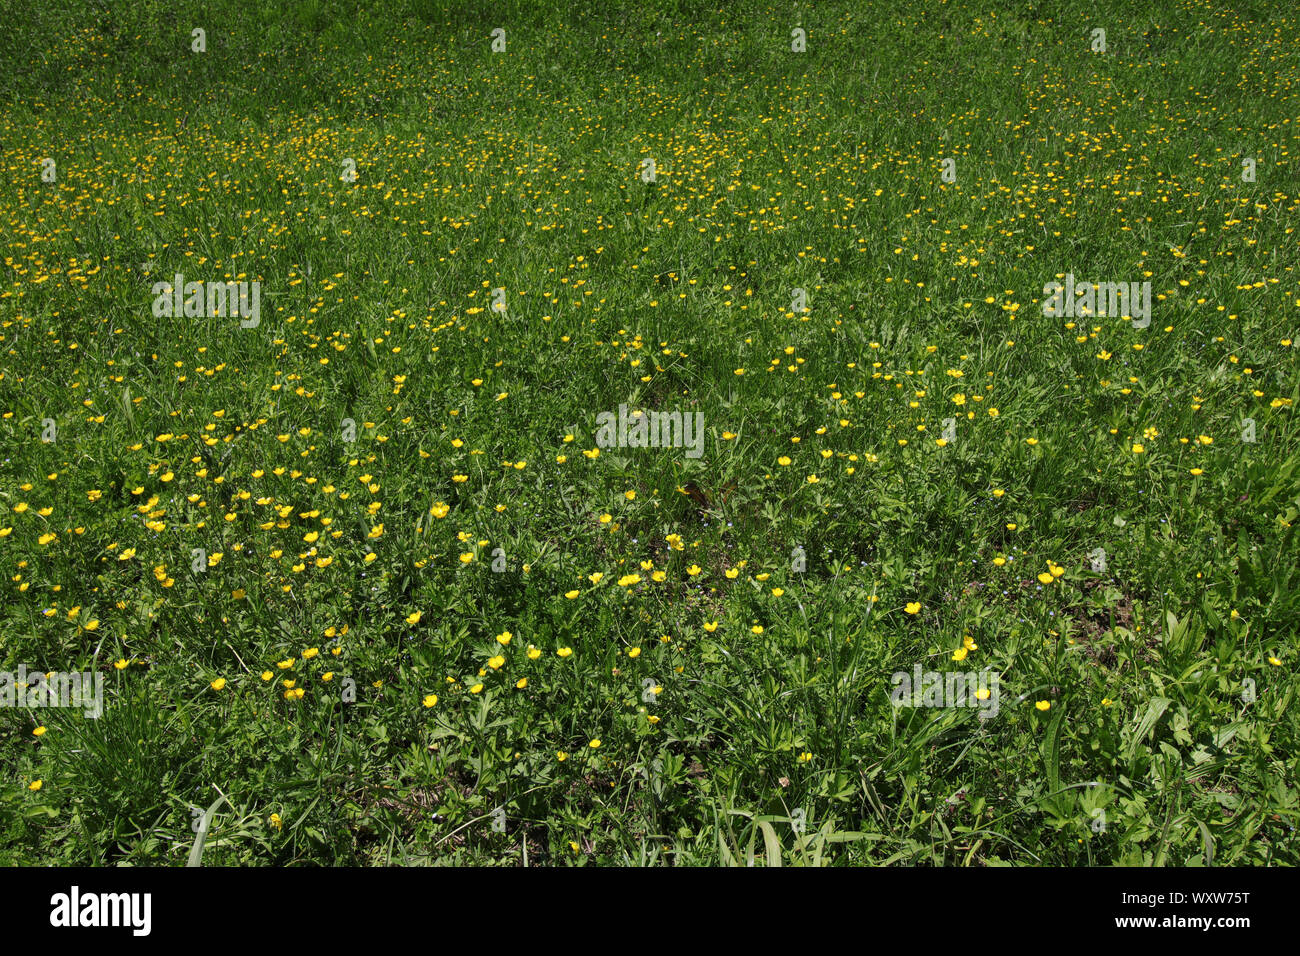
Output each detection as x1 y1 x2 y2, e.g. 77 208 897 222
627 647 641 659
406 611 422 626
430 502 449 519
527 645 541 660
904 602 921 615
423 694 438 707
28 780 42 791
557 647 573 658
1037 572 1054 585
565 589 580 599
210 677 227 691
470 683 484 694
114 659 129 670
270 813 283 830
951 647 968 662
589 739 601 749
487 655 505 670
33 726 46 737
515 678 528 689
261 671 273 681
1035 700 1051 711
704 621 718 632
557 751 568 761
751 625 764 635
588 572 604 585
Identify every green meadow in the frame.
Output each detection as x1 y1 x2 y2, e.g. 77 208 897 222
0 0 1297 865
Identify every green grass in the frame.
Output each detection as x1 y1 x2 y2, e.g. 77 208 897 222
0 0 1297 865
